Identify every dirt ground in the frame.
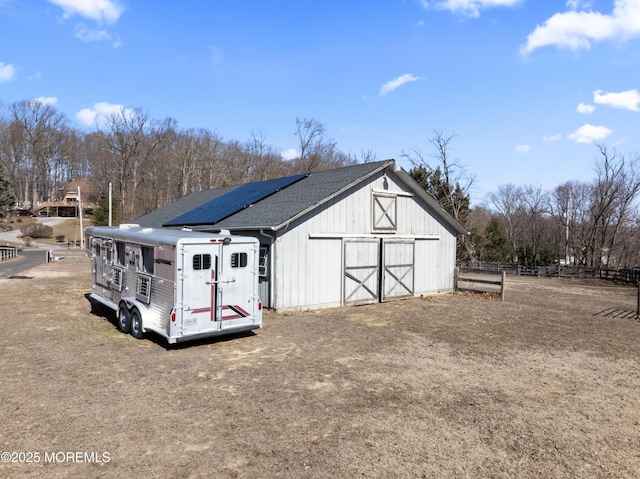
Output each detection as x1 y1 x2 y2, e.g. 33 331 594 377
1 261 639 479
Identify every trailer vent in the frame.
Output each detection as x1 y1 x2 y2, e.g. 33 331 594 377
136 274 152 303
111 266 124 292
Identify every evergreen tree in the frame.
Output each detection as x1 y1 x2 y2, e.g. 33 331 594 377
92 196 121 226
409 165 470 224
484 217 510 262
0 165 15 217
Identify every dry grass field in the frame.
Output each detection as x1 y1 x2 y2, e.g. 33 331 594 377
0 260 639 478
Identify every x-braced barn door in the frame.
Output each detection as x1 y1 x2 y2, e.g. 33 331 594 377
343 239 380 305
381 239 415 302
343 238 415 305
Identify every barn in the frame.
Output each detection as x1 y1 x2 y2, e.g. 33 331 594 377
135 159 468 311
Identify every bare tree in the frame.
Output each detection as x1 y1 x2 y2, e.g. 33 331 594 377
486 184 525 262
10 99 69 209
291 117 354 173
97 108 174 221
550 180 592 265
522 184 549 265
402 130 474 224
588 145 640 268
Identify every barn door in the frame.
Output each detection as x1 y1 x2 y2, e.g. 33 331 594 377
343 239 380 305
381 239 415 301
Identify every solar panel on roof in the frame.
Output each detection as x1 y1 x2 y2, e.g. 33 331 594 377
163 174 308 227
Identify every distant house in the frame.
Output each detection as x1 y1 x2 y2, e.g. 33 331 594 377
35 178 99 218
135 159 467 311
36 191 80 217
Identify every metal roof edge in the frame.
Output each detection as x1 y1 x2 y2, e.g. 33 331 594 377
272 160 396 232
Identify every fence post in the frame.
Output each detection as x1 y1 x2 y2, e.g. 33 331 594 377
454 267 459 292
500 271 506 302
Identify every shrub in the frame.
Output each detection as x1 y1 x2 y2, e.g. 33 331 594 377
22 235 33 247
20 223 53 239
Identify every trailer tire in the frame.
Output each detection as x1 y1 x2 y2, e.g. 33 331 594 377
117 304 131 333
130 308 144 339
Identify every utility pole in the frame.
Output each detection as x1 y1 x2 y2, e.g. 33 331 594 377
78 186 84 250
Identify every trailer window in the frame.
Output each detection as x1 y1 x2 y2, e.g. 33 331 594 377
115 242 125 266
231 252 247 268
140 246 154 274
193 254 211 270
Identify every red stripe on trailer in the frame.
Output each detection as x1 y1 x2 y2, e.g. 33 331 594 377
232 305 250 317
220 305 250 320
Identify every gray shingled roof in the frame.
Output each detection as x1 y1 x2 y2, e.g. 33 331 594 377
214 160 391 230
134 159 468 235
135 160 391 230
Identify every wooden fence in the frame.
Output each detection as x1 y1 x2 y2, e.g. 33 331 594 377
455 269 506 301
0 246 17 262
456 263 640 318
457 262 640 284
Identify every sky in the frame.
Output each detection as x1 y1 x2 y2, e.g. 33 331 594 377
1 0 639 205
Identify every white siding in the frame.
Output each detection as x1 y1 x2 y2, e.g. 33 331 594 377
272 170 459 310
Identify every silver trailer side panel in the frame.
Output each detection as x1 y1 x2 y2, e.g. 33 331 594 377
86 225 262 344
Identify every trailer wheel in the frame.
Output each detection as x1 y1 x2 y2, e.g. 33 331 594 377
117 304 131 333
130 308 144 339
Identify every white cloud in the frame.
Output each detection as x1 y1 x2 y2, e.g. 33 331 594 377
567 0 594 10
568 124 613 143
515 144 530 153
76 102 132 127
417 0 522 18
48 0 123 24
577 102 595 114
31 96 58 106
75 25 111 42
379 74 422 96
0 61 16 82
593 88 640 111
281 148 298 160
543 133 562 142
521 0 640 55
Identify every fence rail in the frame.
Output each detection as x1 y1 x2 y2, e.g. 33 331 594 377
49 249 89 263
457 262 640 284
455 269 506 301
0 246 17 262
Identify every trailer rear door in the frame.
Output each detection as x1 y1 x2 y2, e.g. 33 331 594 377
180 244 220 335
218 241 258 330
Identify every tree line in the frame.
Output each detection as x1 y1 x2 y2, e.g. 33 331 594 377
2 98 640 270
0 99 359 222
407 133 640 270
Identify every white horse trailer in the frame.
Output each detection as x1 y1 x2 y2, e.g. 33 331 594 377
85 225 262 344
